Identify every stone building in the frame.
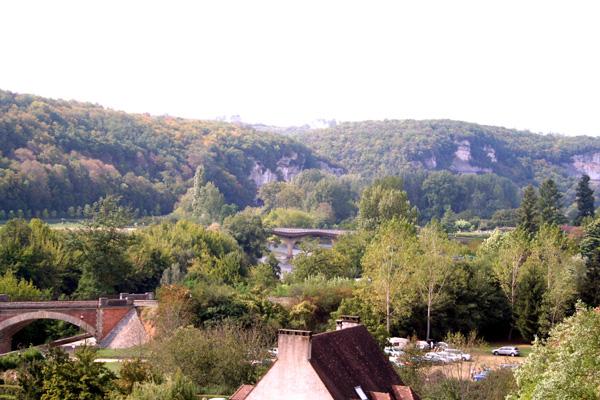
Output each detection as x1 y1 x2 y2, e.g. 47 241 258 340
231 316 419 400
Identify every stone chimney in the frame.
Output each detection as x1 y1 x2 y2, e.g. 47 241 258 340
277 329 312 362
336 315 361 330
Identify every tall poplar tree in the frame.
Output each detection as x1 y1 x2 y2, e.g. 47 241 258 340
537 179 565 226
518 185 540 234
574 174 595 225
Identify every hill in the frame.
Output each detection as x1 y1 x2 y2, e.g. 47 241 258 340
0 90 339 218
291 119 600 184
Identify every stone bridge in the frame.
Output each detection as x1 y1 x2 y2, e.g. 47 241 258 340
269 228 350 259
0 293 157 354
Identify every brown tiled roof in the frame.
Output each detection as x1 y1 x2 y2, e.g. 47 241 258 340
309 325 404 400
391 385 420 400
370 392 393 400
230 384 254 400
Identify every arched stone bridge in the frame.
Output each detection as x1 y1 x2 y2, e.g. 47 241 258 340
0 293 157 354
269 228 350 259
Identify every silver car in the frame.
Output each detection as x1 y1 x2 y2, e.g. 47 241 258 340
492 346 520 357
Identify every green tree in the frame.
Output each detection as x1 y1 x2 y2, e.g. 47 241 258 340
361 219 418 332
517 185 540 234
18 346 116 400
509 303 600 400
481 229 531 339
537 178 565 226
413 221 460 340
579 217 600 306
531 225 583 335
223 211 267 263
574 174 595 225
74 195 133 298
358 181 417 230
0 271 49 301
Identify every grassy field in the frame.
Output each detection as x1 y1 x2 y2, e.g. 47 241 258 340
95 346 150 359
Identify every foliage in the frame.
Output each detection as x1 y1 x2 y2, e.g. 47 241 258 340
509 303 600 400
358 180 418 230
262 208 315 228
537 179 566 226
18 346 116 400
361 219 418 332
124 371 197 400
223 210 267 263
115 359 154 396
574 174 595 225
0 218 75 296
72 196 134 298
149 324 269 394
0 271 49 301
0 89 325 216
412 221 461 340
518 185 539 234
154 285 194 338
191 166 230 225
579 216 600 306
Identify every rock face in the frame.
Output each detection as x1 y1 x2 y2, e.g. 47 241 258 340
250 162 279 187
450 140 492 174
249 152 343 189
570 153 600 180
484 145 497 163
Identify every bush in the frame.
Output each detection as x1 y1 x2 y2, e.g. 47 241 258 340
126 371 197 400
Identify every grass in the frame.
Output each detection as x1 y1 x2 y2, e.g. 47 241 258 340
475 342 533 358
95 346 150 359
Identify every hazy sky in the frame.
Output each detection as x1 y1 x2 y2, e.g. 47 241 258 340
1 1 599 135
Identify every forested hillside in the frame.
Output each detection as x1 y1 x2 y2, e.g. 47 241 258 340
293 119 600 182
0 90 333 218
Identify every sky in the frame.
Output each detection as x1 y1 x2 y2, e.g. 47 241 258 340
1 0 599 135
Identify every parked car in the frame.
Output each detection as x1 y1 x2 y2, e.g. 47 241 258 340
384 347 404 357
491 346 520 357
388 337 409 349
434 341 449 350
423 352 449 363
442 348 472 361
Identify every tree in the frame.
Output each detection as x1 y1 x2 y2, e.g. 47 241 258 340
574 174 595 225
361 219 418 332
192 166 226 225
150 324 268 394
74 196 134 298
358 182 418 230
481 229 530 339
530 225 583 335
223 211 267 263
0 271 50 301
154 285 194 338
413 221 460 340
18 346 116 400
537 179 565 226
509 303 600 400
517 185 539 234
579 217 600 306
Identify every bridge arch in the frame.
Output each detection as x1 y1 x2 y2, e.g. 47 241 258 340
0 310 97 337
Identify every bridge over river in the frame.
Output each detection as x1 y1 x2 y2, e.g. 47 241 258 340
269 228 350 259
0 293 157 354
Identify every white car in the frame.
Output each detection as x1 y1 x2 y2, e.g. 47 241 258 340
442 348 472 361
423 352 450 363
384 347 404 357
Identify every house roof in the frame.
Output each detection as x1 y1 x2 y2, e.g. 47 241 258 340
230 384 254 400
309 325 404 400
391 385 420 400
